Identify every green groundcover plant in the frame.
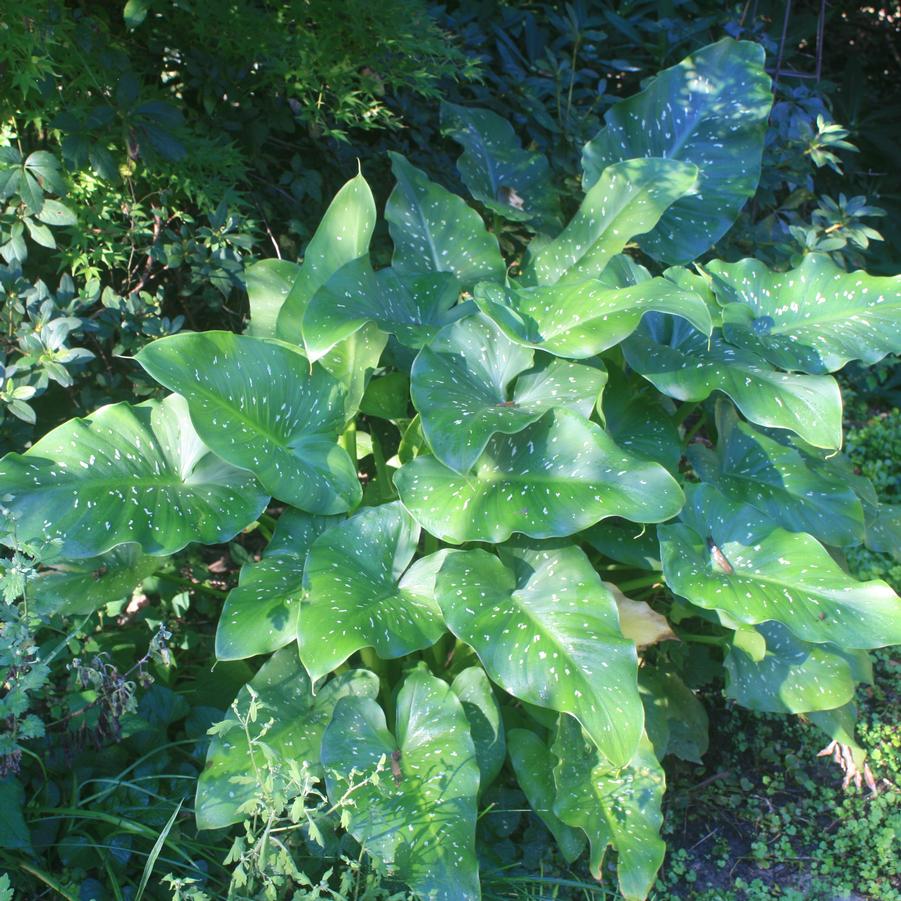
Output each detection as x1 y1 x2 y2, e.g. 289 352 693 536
2 38 900 899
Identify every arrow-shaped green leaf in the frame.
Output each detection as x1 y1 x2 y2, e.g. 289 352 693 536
411 313 606 473
396 409 684 544
298 502 445 681
436 542 642 767
321 665 480 900
0 394 267 559
659 484 901 649
137 331 360 514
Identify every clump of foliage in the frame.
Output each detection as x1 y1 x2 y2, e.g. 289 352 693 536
2 35 900 900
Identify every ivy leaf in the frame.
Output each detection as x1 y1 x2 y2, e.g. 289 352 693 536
724 622 871 715
136 331 360 514
521 158 698 286
452 667 506 794
275 172 376 341
0 394 267 559
623 315 843 449
30 544 159 616
474 275 711 359
395 409 684 544
244 258 299 340
659 483 901 649
321 665 480 900
711 254 901 374
507 729 586 862
411 313 606 473
688 403 864 547
303 261 462 360
216 510 338 661
552 715 666 900
582 38 772 264
196 649 378 830
298 502 445 682
440 101 562 229
386 151 506 286
435 543 643 767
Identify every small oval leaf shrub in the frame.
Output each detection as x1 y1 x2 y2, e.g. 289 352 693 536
2 38 900 901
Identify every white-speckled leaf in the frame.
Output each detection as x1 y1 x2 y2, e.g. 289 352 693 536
582 520 661 571
0 394 267 559
582 38 772 264
689 403 864 547
318 321 389 423
137 331 360 514
386 151 505 287
30 544 160 616
395 409 684 544
474 275 711 359
275 173 376 341
440 102 562 229
215 510 338 661
623 315 842 449
298 502 444 682
195 649 378 830
321 665 481 901
411 313 606 473
522 158 698 286
552 715 665 900
724 621 871 714
711 254 901 374
245 258 299 339
507 729 586 862
452 667 506 793
302 259 463 360
435 543 642 767
659 483 901 649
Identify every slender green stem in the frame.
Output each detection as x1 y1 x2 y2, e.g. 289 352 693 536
340 420 358 469
369 426 394 499
683 413 708 446
676 631 730 646
615 573 663 593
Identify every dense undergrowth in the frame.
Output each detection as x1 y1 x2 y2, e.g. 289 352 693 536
1 2 900 899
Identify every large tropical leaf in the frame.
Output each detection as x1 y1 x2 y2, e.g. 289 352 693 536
244 258 298 339
319 321 389 422
321 665 480 900
275 172 376 341
452 667 506 793
411 313 605 473
195 649 378 830
440 101 562 229
474 275 711 359
711 254 901 373
623 315 842 449
136 331 360 514
521 158 698 286
395 409 684 544
215 510 337 661
30 544 159 616
435 543 642 767
689 404 864 547
659 484 901 649
303 265 462 360
582 38 772 264
386 151 505 286
507 729 586 862
724 621 871 715
0 394 267 559
297 502 445 681
552 715 666 900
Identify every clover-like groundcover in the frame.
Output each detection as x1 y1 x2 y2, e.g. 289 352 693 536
3 37 900 901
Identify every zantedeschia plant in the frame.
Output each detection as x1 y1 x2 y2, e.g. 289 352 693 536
3 39 900 899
